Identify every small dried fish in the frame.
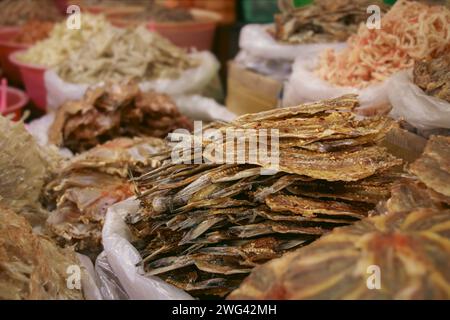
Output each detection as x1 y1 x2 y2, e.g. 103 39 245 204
130 95 400 298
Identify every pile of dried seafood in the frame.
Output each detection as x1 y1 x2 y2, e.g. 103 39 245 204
272 0 387 44
49 81 193 153
55 25 198 84
414 52 450 103
127 95 402 298
229 135 450 300
0 204 85 300
45 137 168 257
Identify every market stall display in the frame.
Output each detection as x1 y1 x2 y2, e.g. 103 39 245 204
413 52 450 103
229 136 450 300
48 81 193 153
126 95 402 298
0 0 449 303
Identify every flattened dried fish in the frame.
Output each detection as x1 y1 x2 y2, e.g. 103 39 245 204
130 95 400 298
229 208 450 300
410 136 450 197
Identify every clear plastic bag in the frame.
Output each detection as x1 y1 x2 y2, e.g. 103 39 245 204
236 24 346 80
173 94 236 122
45 51 220 111
283 57 391 115
239 24 346 61
101 198 194 300
388 69 450 130
94 251 130 300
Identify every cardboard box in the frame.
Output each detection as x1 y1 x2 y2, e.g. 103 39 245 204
226 61 283 116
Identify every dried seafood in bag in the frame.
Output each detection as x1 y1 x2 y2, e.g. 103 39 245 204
316 0 450 88
271 0 387 44
0 204 85 300
45 137 168 257
0 0 61 26
414 52 450 103
229 134 450 300
128 95 402 298
49 81 192 153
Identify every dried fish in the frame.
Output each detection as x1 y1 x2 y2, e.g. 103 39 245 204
49 80 192 153
272 0 387 44
129 95 400 298
45 137 166 257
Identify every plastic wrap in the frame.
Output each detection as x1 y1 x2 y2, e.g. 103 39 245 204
173 94 236 122
239 24 346 61
45 51 220 110
283 57 391 115
94 251 130 300
388 69 450 130
102 198 194 300
76 253 103 300
236 24 346 80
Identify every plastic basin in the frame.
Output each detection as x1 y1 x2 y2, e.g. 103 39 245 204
1 86 29 121
146 9 220 51
9 50 47 111
108 8 220 51
0 27 29 85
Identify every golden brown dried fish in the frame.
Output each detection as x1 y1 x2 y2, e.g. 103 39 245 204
229 207 450 300
129 95 401 298
410 136 450 197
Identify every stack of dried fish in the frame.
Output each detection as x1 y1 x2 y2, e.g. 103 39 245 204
414 52 450 103
0 204 85 300
229 135 450 300
272 0 387 44
127 95 402 298
49 81 193 153
45 137 168 257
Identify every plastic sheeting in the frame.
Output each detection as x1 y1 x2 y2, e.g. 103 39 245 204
388 69 450 130
101 198 193 300
236 24 346 80
283 56 391 115
45 51 220 111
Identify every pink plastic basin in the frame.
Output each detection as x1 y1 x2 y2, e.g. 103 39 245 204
146 9 220 51
1 86 29 121
0 27 29 85
9 50 47 111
